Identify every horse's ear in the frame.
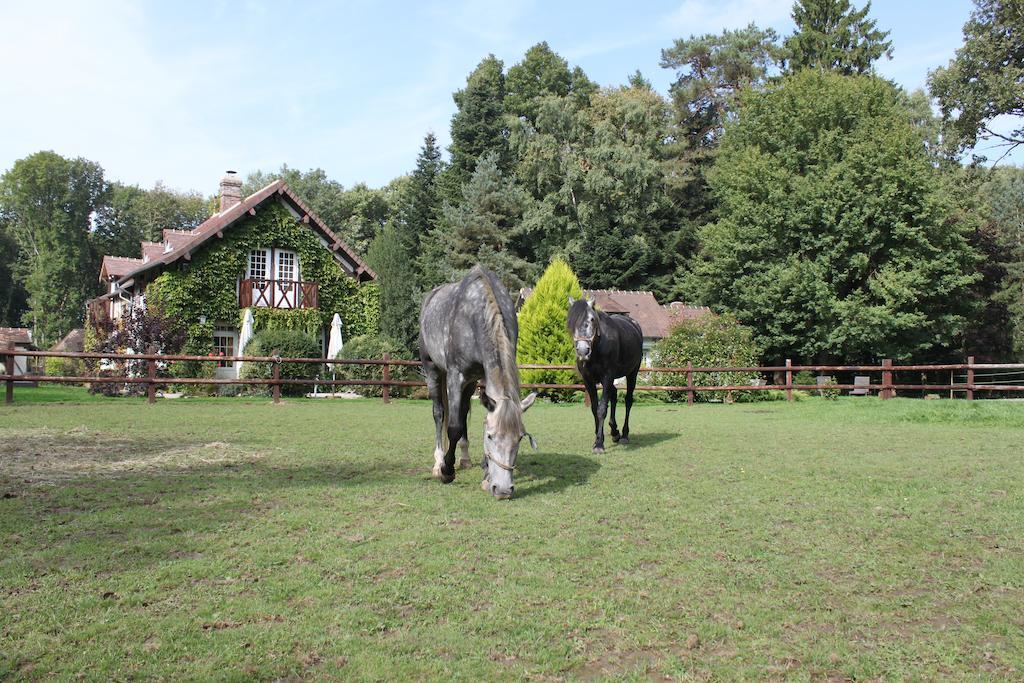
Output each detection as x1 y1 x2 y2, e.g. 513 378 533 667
568 295 575 306
480 392 497 412
586 296 595 308
520 392 537 412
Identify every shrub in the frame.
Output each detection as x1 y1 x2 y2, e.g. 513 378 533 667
240 329 321 396
517 258 584 401
168 359 218 397
334 335 415 398
650 313 762 403
45 355 85 380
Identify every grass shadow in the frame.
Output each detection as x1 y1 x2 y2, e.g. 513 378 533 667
616 431 680 449
514 451 601 499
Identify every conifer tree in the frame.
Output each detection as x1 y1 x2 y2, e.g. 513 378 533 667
517 258 584 400
783 0 892 75
437 152 532 288
444 55 509 200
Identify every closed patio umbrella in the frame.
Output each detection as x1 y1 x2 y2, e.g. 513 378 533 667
237 308 255 375
327 314 344 386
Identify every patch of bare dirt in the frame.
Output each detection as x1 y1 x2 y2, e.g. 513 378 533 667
0 428 263 485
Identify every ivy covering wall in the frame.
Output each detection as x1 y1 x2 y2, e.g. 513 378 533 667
146 200 379 355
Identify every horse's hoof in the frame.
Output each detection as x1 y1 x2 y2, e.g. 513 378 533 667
611 434 621 443
593 446 605 454
481 478 490 492
619 436 629 444
458 458 472 470
439 472 455 484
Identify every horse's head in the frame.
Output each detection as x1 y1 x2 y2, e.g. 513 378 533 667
568 296 599 362
479 391 537 499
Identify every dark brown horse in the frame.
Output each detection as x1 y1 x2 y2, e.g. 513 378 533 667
567 297 643 453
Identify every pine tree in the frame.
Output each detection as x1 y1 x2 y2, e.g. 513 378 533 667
516 258 584 400
783 0 892 75
444 55 509 201
438 152 532 289
367 220 418 350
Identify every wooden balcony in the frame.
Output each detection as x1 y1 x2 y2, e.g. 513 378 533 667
239 278 319 309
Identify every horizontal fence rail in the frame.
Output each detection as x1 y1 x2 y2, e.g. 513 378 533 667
3 345 1024 405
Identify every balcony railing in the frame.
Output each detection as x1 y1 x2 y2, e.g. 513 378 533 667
239 278 319 309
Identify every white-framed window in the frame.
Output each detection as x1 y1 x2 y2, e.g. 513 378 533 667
212 331 235 367
248 248 269 281
276 250 298 282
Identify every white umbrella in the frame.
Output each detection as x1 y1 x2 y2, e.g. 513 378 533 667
327 314 344 388
237 308 255 375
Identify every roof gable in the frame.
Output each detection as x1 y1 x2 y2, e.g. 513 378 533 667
103 180 375 286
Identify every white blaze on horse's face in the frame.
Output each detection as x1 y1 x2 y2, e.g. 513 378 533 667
480 392 537 499
575 308 598 362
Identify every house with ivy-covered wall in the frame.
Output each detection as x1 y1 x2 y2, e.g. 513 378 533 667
91 172 379 377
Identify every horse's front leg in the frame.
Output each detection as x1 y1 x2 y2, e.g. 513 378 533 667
439 373 466 483
620 369 638 444
424 362 448 479
457 382 476 470
608 378 620 443
589 377 608 454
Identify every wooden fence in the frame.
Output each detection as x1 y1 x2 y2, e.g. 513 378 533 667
4 343 1024 405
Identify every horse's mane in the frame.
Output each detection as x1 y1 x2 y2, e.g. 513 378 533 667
462 266 523 433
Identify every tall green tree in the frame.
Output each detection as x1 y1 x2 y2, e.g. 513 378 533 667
928 0 1024 160
371 133 446 351
505 42 596 123
691 71 977 362
444 55 509 200
517 258 584 399
0 221 28 326
436 152 531 289
92 181 209 257
0 151 107 343
367 220 417 350
783 0 892 75
660 23 783 150
981 166 1024 356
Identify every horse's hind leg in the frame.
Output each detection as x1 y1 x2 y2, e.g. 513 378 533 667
457 382 475 470
621 369 638 443
609 379 620 443
424 362 448 479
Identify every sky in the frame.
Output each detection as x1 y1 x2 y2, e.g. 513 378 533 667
0 0 1007 195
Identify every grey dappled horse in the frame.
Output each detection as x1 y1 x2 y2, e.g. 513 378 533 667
419 266 537 499
568 296 643 453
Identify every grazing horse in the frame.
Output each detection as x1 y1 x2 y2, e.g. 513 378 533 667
567 297 643 453
419 265 537 499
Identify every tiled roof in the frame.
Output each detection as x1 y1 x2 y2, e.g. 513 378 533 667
99 256 146 282
0 327 33 346
665 301 713 325
99 180 376 287
517 287 710 338
52 328 85 352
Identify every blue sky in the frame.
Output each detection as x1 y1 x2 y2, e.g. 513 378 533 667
0 0 1005 195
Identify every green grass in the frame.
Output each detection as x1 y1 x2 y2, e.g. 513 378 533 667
2 391 1023 680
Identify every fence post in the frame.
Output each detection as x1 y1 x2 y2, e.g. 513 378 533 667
966 356 975 401
147 345 157 404
686 362 694 406
4 341 14 405
881 358 893 400
381 352 391 404
785 359 793 402
272 357 281 404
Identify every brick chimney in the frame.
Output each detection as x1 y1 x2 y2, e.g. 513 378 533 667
219 170 243 212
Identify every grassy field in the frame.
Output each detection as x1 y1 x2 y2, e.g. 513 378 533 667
2 388 1023 681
